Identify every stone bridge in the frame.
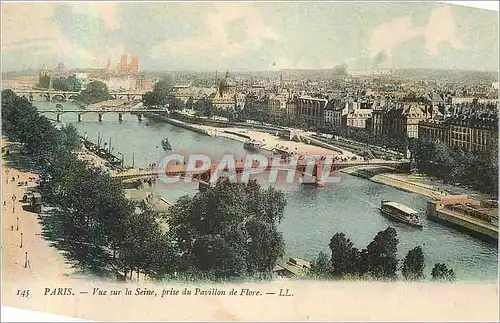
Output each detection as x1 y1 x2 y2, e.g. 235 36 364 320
11 88 145 102
40 108 159 122
111 158 410 186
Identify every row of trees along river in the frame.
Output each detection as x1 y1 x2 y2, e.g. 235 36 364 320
2 89 287 281
311 229 456 281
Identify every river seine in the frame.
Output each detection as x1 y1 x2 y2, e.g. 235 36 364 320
35 101 498 281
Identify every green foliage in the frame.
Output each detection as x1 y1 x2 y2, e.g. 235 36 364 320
315 122 408 152
313 226 434 281
167 179 286 279
2 90 178 280
77 81 112 104
412 137 498 195
169 97 184 111
329 232 360 277
431 263 456 282
142 77 174 107
360 226 399 279
38 74 50 88
310 251 331 277
193 98 215 118
401 246 425 280
185 97 194 110
240 108 407 152
52 75 82 92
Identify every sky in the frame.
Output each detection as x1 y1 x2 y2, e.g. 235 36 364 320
1 1 498 72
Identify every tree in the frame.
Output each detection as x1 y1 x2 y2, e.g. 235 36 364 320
142 91 159 107
120 208 178 279
193 98 214 118
191 234 247 278
142 77 174 107
77 81 111 104
401 246 425 280
168 97 184 111
431 263 456 281
185 97 194 110
362 226 399 279
310 251 331 278
167 179 286 279
53 75 82 92
329 232 360 277
412 137 498 196
38 74 50 88
153 77 174 96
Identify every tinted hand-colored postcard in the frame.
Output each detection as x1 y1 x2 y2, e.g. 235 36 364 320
1 1 498 322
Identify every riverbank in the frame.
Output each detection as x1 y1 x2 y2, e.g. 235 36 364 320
145 112 357 158
77 139 171 213
341 166 494 201
124 187 170 214
200 125 359 158
1 138 78 285
144 112 211 136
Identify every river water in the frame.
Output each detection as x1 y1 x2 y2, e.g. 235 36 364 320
35 101 498 282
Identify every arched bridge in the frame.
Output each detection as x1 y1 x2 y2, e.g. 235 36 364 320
111 158 410 186
11 89 145 102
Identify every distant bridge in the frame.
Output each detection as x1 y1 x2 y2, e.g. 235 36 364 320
11 88 146 102
111 158 410 185
40 108 159 122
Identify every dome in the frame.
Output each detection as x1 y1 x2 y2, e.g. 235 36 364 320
219 78 235 88
218 72 236 88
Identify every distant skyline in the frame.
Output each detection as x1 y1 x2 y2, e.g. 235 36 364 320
1 2 498 73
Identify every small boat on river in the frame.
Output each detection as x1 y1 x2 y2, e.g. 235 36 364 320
379 200 423 228
243 139 264 152
161 138 172 151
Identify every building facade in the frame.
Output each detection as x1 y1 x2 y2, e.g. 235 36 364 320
418 113 498 152
296 96 328 124
267 91 289 117
386 103 429 138
346 107 372 128
285 97 297 117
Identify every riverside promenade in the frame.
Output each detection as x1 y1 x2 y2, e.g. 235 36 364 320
199 125 359 158
1 138 77 286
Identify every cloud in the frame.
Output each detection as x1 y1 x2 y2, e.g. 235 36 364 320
423 5 466 55
68 3 120 30
1 2 496 72
1 3 105 70
369 5 466 58
151 3 279 69
1 3 58 46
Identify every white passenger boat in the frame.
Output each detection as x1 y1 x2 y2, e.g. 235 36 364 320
379 200 423 228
